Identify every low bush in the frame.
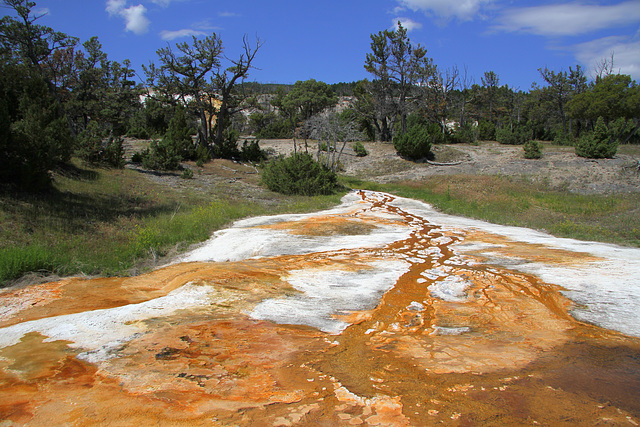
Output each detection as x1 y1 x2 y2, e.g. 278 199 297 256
181 168 194 179
262 153 338 196
142 139 182 171
255 118 292 139
131 152 144 164
452 122 479 145
393 124 432 160
477 120 496 141
575 117 618 159
553 130 572 146
127 126 150 140
353 141 368 157
76 121 125 168
212 129 241 159
523 140 543 159
240 139 267 162
496 124 531 145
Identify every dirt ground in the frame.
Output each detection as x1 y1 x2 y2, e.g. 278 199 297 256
257 139 640 195
122 137 640 196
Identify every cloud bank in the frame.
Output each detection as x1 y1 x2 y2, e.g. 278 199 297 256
494 1 640 36
572 36 640 79
396 0 494 22
491 2 640 81
160 29 206 41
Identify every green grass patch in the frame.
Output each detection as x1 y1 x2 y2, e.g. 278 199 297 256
342 175 640 247
0 161 344 286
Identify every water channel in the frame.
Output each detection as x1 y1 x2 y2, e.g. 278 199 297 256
1 191 639 425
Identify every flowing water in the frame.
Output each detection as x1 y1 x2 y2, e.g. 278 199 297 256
1 191 639 425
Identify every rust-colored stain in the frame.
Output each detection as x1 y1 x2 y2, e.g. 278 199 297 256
1 191 639 426
462 230 603 265
259 215 380 236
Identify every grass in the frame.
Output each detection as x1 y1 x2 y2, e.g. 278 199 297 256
0 161 343 286
342 174 640 248
3 147 639 286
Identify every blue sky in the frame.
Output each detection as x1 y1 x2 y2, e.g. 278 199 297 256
27 0 640 90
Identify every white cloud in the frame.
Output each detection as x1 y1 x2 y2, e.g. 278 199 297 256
494 1 640 36
121 4 150 35
160 28 206 41
105 0 126 16
392 17 423 32
105 1 150 35
34 7 50 16
218 11 239 18
150 0 172 6
572 36 640 80
397 0 494 22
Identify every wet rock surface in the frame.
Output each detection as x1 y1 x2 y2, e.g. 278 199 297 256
1 191 640 426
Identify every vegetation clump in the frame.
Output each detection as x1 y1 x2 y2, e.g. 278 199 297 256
353 141 368 157
523 140 543 159
240 139 267 162
76 121 126 168
496 124 531 145
393 125 432 160
575 117 619 159
451 123 479 145
262 153 338 196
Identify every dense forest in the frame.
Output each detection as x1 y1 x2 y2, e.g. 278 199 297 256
1 0 639 192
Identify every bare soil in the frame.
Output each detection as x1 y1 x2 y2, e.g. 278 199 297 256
257 139 640 195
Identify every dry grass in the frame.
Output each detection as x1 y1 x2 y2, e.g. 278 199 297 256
343 174 640 247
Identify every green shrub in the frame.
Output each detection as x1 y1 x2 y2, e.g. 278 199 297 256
553 130 572 146
165 105 196 160
240 139 267 162
142 139 182 171
77 122 124 168
212 129 241 159
523 140 543 159
393 124 432 160
127 126 150 140
76 121 105 164
477 120 496 140
575 117 618 159
496 124 530 145
103 136 126 168
139 105 201 171
181 168 194 179
131 151 144 164
452 122 478 144
255 118 293 139
353 141 368 157
427 122 449 145
195 143 211 164
261 153 338 196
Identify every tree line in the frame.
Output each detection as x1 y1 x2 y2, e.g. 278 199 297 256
1 0 262 190
2 2 639 193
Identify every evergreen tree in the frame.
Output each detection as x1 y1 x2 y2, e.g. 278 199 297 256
0 1 76 190
575 117 618 159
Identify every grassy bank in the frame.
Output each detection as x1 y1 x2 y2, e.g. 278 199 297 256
3 154 639 287
0 162 343 287
343 175 640 248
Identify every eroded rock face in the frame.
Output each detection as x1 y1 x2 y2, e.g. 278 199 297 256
1 191 640 426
